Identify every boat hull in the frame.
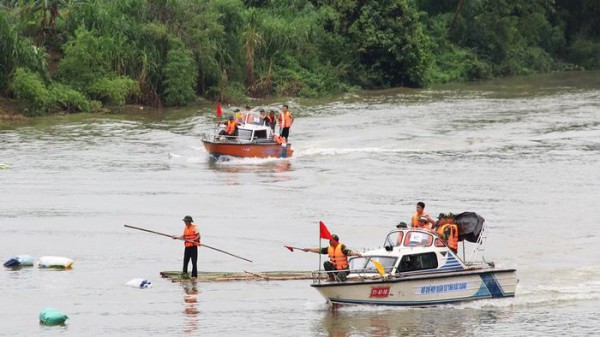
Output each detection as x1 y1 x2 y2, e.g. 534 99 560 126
311 268 517 306
202 141 293 158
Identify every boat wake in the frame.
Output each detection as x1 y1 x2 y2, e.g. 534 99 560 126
296 147 413 157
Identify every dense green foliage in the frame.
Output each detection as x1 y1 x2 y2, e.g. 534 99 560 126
0 0 599 116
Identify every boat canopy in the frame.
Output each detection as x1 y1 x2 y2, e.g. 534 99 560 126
454 212 485 242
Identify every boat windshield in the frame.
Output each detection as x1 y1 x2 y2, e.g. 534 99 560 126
384 230 404 247
404 231 434 247
238 129 252 141
349 256 397 274
384 230 434 248
244 113 264 125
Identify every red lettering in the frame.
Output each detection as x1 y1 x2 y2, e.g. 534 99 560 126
369 287 390 298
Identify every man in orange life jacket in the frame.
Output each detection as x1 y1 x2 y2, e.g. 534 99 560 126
265 110 277 132
436 213 459 253
172 215 201 279
411 201 435 229
279 104 294 141
218 115 239 138
303 234 363 281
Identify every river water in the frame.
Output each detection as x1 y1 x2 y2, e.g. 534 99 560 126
1 71 599 336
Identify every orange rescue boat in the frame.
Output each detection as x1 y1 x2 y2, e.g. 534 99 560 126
201 112 293 159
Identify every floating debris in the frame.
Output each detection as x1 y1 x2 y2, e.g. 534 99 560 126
126 278 152 288
39 307 68 325
38 256 74 269
3 255 35 268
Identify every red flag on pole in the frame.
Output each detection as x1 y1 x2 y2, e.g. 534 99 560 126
216 101 222 118
319 221 337 244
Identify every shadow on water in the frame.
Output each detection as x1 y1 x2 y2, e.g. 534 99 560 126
180 281 201 335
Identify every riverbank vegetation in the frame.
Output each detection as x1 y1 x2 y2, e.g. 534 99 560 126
1 0 599 116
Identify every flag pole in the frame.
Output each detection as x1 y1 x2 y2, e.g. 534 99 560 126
318 222 322 284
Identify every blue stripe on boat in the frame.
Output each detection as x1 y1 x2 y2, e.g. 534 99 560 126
438 254 464 271
479 273 505 298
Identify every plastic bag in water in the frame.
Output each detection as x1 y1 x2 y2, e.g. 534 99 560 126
126 278 152 288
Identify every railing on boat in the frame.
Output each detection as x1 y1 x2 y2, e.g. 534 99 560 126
311 268 392 284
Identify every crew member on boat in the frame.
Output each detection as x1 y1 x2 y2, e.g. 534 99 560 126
279 104 294 141
303 234 362 281
411 201 435 229
436 213 458 253
266 110 277 132
218 115 239 138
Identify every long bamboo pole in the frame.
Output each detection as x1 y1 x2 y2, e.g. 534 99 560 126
124 225 252 263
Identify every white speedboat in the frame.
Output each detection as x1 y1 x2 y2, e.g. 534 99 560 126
311 213 517 306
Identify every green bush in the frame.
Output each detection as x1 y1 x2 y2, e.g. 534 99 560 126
58 27 112 91
87 76 139 106
10 68 51 116
48 83 92 113
567 37 600 69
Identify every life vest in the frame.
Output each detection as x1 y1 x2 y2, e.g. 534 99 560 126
412 212 430 229
235 113 244 124
274 134 285 145
280 111 293 128
437 223 458 251
266 114 275 125
183 224 200 247
225 120 237 135
327 243 349 270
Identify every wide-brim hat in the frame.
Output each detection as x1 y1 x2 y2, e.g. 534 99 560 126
182 215 193 222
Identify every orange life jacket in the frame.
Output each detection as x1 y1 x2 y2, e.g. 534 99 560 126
327 243 349 270
225 120 237 135
437 223 458 251
183 224 200 247
266 114 276 124
280 111 293 128
274 134 285 145
412 212 431 229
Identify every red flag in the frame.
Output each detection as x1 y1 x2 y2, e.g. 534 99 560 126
319 221 337 243
216 102 222 118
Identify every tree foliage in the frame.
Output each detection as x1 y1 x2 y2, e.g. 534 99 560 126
1 0 599 115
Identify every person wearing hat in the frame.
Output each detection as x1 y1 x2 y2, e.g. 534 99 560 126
436 213 458 253
411 202 435 230
258 108 267 126
173 215 201 279
415 216 431 231
218 115 239 138
432 213 447 232
302 234 363 281
395 222 408 246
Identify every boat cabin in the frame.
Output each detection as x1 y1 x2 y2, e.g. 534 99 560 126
346 229 465 278
213 112 274 143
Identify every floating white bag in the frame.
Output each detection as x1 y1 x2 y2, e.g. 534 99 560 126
126 278 152 288
38 256 74 269
3 255 35 268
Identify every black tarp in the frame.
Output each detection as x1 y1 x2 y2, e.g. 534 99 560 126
454 212 485 242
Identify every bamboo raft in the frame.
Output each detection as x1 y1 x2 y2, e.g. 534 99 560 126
160 270 319 282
